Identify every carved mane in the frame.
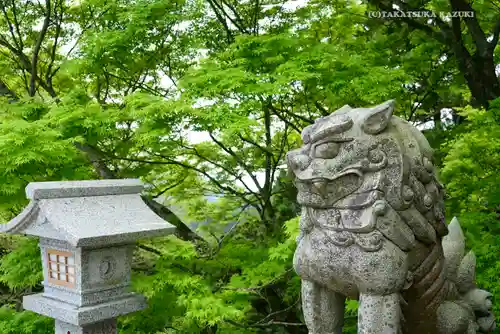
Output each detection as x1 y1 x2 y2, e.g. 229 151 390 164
286 100 495 333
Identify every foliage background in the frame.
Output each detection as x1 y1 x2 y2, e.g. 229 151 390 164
0 0 499 333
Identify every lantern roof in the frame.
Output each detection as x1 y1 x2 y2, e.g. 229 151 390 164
0 179 175 247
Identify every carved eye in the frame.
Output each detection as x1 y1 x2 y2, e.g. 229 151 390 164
314 142 340 159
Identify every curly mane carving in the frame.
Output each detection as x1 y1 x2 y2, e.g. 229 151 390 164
286 100 495 334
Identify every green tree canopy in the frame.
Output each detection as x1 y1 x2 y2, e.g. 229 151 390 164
0 0 498 332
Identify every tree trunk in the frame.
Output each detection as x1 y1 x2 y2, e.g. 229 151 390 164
366 0 500 109
464 53 500 108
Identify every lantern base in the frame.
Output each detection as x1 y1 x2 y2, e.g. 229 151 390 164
23 292 146 325
55 319 117 334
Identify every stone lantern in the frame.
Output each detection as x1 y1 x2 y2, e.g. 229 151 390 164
0 179 176 334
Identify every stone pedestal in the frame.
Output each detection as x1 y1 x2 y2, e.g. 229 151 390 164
23 293 146 333
55 319 117 334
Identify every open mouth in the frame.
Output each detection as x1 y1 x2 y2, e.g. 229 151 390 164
297 169 363 207
307 189 383 232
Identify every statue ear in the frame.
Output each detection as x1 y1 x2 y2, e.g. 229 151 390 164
362 100 395 134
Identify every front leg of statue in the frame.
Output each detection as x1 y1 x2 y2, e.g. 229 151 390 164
358 292 403 334
301 280 346 334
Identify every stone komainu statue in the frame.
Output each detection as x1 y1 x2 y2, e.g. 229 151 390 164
286 100 496 333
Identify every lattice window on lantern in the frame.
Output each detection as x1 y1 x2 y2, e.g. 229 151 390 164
47 249 75 288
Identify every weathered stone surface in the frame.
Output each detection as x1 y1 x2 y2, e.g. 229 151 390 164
286 100 495 333
436 301 474 334
24 293 146 325
3 179 176 334
443 217 466 283
456 251 476 294
3 179 176 247
26 178 144 200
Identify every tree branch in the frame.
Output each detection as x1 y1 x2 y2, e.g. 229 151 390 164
0 1 21 49
252 0 260 34
46 0 64 90
138 244 163 256
151 176 187 199
30 0 51 97
0 29 57 97
208 0 248 34
449 0 489 57
73 142 117 179
407 53 449 122
111 153 256 206
370 0 450 45
271 106 302 134
141 194 207 244
198 203 251 258
181 144 262 201
206 0 234 44
237 134 274 156
254 294 300 325
262 104 274 222
269 124 288 196
490 16 500 51
269 101 313 124
226 319 305 328
104 70 166 96
10 0 22 49
208 131 265 194
314 101 329 115
220 0 249 33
